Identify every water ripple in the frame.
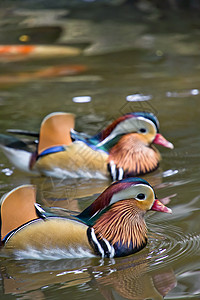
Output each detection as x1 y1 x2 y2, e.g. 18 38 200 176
147 224 200 270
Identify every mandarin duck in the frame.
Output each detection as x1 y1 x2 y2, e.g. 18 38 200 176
0 111 173 180
0 178 172 258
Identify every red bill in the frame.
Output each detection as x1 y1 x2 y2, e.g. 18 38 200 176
151 199 172 214
153 133 174 149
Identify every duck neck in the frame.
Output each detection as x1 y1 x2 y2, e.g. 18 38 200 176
88 200 148 258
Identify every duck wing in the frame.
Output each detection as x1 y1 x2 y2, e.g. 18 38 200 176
38 112 75 155
0 185 38 242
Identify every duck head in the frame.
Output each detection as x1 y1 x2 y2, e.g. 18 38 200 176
92 112 174 178
95 112 173 150
78 177 172 257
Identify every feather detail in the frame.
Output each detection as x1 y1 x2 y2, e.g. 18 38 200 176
77 179 144 224
4 217 92 252
100 115 133 141
92 199 147 255
38 112 75 155
108 133 161 177
34 141 108 179
0 185 38 241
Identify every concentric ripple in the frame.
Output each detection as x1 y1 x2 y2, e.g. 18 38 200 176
146 223 200 270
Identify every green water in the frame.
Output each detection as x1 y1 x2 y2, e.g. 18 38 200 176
0 2 200 299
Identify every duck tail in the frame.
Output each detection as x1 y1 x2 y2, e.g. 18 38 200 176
6 129 39 138
0 185 38 243
0 133 31 151
0 133 38 173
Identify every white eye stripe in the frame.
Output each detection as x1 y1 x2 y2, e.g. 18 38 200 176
136 117 157 133
110 183 154 205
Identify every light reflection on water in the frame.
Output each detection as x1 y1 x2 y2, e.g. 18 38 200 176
0 2 200 300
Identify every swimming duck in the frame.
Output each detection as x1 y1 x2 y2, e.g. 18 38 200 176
0 178 172 258
0 111 173 180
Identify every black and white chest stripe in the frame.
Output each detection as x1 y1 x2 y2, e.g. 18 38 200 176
87 227 115 258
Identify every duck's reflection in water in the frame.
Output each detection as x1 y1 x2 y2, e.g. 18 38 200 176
92 254 176 300
0 251 176 300
32 169 170 212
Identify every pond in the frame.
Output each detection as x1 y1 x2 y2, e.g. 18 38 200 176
0 1 200 299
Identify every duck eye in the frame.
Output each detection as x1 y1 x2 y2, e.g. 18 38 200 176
139 128 147 133
136 193 146 200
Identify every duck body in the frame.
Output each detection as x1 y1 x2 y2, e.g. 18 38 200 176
34 141 108 179
0 178 172 258
4 217 93 257
0 111 173 180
